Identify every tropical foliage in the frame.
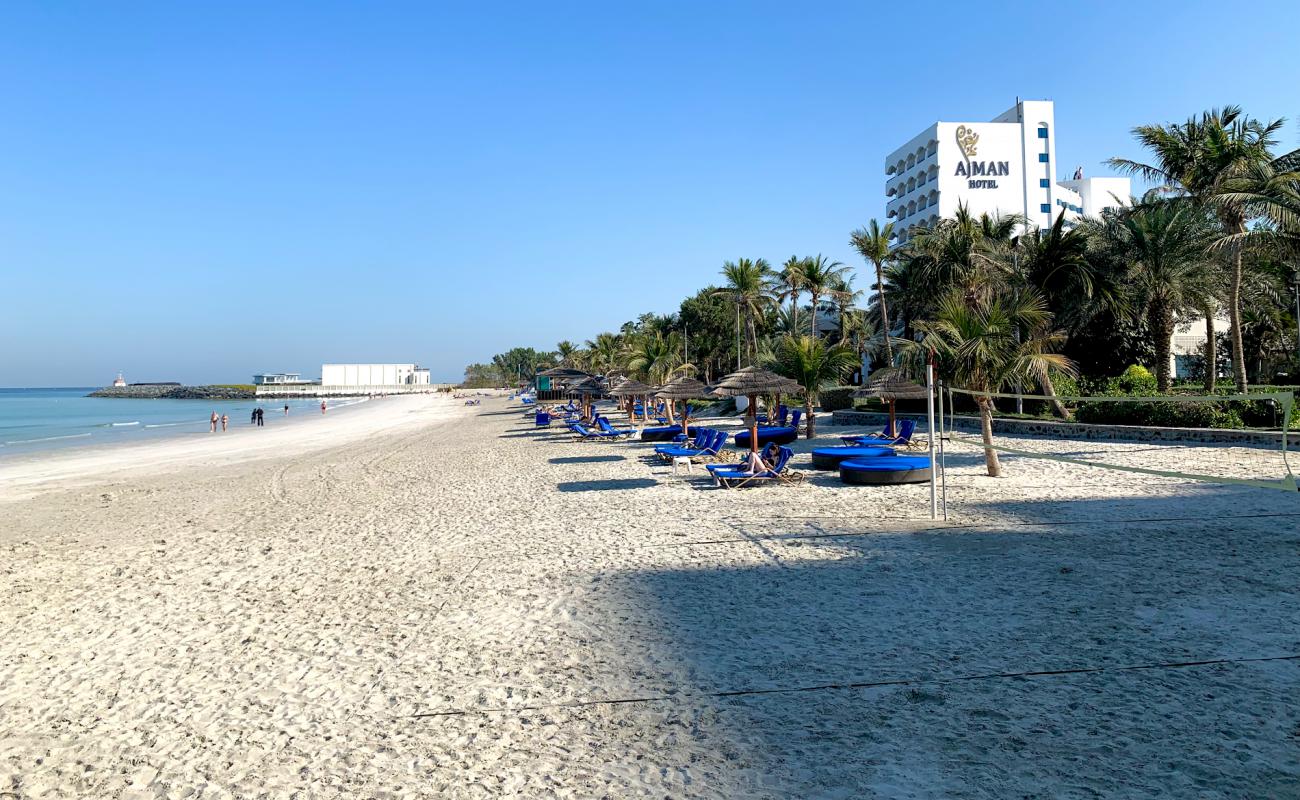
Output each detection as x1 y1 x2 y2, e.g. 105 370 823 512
466 105 1300 476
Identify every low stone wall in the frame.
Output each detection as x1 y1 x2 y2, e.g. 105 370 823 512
831 409 1300 447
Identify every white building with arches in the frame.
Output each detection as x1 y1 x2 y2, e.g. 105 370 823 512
885 99 1129 246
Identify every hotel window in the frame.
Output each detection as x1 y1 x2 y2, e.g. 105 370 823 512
1040 203 1051 213
1039 178 1050 188
1038 153 1049 163
1037 127 1049 139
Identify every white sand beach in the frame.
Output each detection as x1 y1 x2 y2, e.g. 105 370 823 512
2 398 1298 798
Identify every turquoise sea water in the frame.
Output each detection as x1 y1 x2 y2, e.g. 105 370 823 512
0 388 365 458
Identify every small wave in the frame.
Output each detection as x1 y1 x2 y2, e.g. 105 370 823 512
4 432 93 445
144 421 207 429
105 421 141 427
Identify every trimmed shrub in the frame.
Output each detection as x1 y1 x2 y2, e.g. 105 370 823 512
1075 399 1226 429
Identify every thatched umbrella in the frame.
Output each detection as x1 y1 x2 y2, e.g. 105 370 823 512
566 377 604 419
608 378 652 421
711 366 803 458
854 371 928 436
655 376 710 439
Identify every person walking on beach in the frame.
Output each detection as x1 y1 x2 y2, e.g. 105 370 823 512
256 407 264 426
220 413 229 431
320 400 327 414
283 404 289 416
250 408 258 425
210 411 219 433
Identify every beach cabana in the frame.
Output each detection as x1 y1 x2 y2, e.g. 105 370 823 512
854 371 928 437
710 366 803 462
654 376 710 440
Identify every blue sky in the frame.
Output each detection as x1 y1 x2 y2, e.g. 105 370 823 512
2 0 1298 385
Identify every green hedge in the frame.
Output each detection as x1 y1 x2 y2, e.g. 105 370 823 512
819 386 856 412
1075 400 1234 429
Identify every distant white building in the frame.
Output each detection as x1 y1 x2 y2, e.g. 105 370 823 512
252 372 314 386
321 364 431 387
885 99 1130 245
1171 313 1231 379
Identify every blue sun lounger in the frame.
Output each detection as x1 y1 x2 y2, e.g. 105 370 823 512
656 427 709 454
712 446 801 488
597 418 636 439
841 418 916 447
570 423 625 440
658 430 727 461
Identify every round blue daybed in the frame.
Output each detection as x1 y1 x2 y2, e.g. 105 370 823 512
839 455 931 485
733 426 799 449
810 445 895 470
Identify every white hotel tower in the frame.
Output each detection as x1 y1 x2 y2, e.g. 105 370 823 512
885 99 1129 245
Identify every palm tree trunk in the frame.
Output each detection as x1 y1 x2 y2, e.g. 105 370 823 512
804 397 815 438
977 397 1001 477
1151 300 1174 393
875 263 893 366
809 291 819 339
1203 312 1216 393
1039 374 1072 420
1229 243 1248 393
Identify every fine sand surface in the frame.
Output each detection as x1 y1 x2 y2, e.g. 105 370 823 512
2 398 1299 798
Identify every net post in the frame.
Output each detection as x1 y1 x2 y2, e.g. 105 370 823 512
927 361 937 520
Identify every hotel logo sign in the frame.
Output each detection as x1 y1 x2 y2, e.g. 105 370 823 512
954 125 1009 188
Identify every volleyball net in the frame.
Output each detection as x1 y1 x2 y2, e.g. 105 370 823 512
939 386 1297 493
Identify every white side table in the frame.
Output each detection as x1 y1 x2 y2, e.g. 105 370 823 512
671 456 693 476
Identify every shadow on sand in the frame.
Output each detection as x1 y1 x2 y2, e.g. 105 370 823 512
556 478 658 492
579 481 1300 795
549 455 627 465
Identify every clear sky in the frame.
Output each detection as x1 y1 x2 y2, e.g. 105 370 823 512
2 0 1298 386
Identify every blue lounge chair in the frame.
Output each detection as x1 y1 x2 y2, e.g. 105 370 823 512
570 423 624 441
712 446 802 488
659 429 727 461
656 427 709 454
841 418 916 447
597 418 635 439
706 442 780 477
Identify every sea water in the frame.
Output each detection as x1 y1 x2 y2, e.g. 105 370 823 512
0 388 366 457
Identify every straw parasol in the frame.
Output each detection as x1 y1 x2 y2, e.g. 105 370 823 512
854 370 928 436
710 366 803 456
655 376 710 438
607 378 653 421
566 377 605 418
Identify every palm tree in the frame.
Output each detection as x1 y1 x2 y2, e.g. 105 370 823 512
901 205 1024 304
712 258 773 365
913 290 1075 477
555 340 579 367
625 331 690 423
827 273 863 345
1099 196 1216 391
769 335 858 438
585 332 623 375
770 256 807 334
850 219 896 366
1107 105 1285 392
799 255 850 339
1013 212 1126 415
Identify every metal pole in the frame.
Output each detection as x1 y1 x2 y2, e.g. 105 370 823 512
927 362 937 520
939 381 948 521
